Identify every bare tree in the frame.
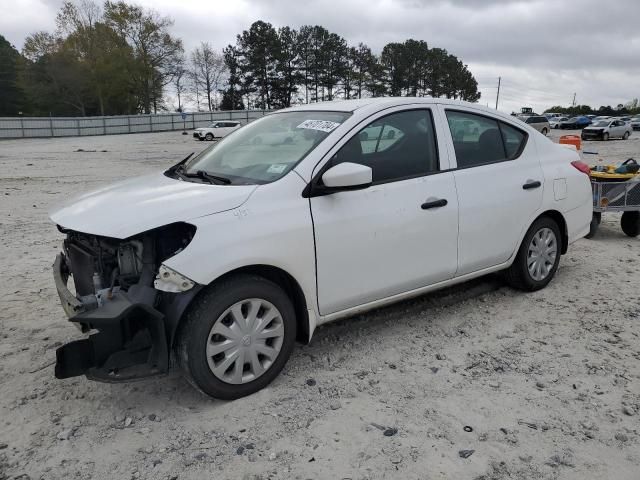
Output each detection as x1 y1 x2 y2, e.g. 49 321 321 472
191 42 227 111
171 53 187 111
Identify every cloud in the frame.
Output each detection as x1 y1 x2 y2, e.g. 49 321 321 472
2 0 639 113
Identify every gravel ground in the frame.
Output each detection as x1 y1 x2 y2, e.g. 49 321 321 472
1 128 639 480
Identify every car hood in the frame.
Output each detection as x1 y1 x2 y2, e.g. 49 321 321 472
49 171 257 238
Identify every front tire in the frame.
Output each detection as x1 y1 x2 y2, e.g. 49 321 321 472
177 274 297 400
504 216 561 291
603 132 609 141
205 133 214 141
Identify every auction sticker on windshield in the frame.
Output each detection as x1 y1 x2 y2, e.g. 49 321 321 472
267 164 287 174
296 119 341 133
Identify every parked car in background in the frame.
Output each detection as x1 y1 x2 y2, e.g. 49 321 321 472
193 121 241 141
581 119 632 141
520 115 550 135
559 116 591 129
630 117 640 131
544 112 563 119
49 97 592 399
549 117 568 129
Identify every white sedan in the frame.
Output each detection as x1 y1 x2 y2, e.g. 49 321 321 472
50 98 592 399
193 121 241 141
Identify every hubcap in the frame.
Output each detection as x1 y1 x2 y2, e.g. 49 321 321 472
206 298 284 384
527 227 557 281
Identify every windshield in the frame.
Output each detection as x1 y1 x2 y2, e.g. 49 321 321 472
593 121 610 127
185 111 351 184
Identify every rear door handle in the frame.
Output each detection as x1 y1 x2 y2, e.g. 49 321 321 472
522 180 541 190
421 198 447 210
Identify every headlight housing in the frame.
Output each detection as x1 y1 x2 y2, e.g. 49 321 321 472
154 264 195 293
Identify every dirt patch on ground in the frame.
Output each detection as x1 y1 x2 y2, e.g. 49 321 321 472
1 130 639 479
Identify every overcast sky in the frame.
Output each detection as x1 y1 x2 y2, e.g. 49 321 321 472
2 0 639 113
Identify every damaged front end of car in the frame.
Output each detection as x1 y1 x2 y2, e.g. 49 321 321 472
53 222 202 382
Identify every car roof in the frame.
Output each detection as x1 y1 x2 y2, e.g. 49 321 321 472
280 96 492 113
278 96 521 123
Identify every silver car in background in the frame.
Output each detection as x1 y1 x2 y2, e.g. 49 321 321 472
549 116 568 129
581 119 632 141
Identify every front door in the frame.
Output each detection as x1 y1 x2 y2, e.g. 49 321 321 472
310 108 459 315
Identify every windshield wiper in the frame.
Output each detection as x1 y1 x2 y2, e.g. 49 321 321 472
168 153 194 179
193 170 232 185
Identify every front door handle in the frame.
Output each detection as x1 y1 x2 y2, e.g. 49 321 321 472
522 180 541 190
421 198 447 210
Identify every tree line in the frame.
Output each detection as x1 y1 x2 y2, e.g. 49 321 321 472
543 100 640 117
0 0 480 117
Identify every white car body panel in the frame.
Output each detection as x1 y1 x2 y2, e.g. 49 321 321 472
49 172 256 238
50 97 593 340
163 171 318 307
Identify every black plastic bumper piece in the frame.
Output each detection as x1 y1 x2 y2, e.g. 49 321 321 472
55 295 169 382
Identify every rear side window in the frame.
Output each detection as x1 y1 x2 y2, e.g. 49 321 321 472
501 123 527 159
446 110 527 168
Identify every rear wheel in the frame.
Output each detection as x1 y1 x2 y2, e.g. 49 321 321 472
177 274 297 400
504 216 561 291
621 211 640 237
623 131 630 140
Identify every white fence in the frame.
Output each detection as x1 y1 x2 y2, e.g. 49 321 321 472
0 110 269 139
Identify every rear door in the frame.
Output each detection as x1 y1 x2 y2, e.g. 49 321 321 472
441 106 544 276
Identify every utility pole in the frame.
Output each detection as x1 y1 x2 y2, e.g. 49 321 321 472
572 92 576 107
495 77 501 110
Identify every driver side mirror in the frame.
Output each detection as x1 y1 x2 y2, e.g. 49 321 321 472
322 162 372 189
303 162 373 198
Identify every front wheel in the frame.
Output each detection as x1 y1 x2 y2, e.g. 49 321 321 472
621 211 640 237
603 132 609 141
177 274 297 400
504 217 561 291
205 133 214 141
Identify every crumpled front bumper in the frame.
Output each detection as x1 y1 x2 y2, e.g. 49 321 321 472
53 253 169 382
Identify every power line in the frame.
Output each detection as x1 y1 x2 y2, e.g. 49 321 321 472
495 77 501 110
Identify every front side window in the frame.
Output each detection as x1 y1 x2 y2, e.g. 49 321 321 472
185 111 350 184
331 109 439 183
446 110 527 168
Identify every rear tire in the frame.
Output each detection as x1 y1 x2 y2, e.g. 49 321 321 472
585 212 601 239
177 274 297 400
621 211 640 237
504 216 561 291
623 131 630 140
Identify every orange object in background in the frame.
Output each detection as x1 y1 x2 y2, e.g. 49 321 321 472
559 135 581 151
